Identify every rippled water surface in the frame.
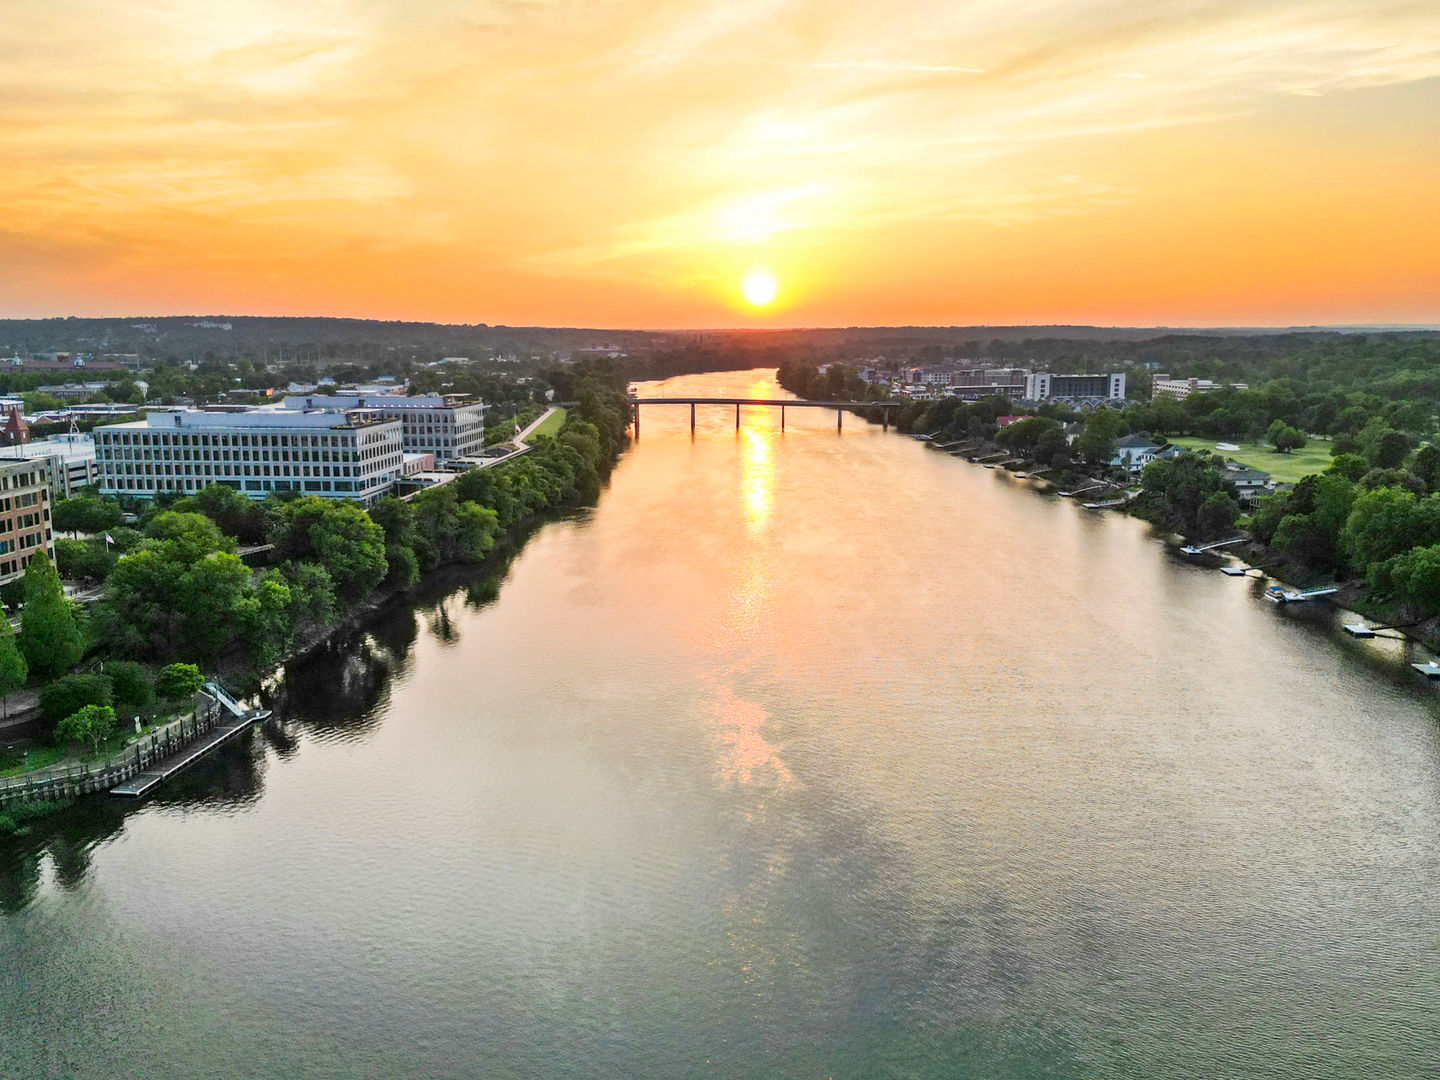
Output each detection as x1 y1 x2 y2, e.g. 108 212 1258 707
4 369 1440 1078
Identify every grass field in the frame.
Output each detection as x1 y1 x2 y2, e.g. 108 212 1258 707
529 406 567 439
1169 435 1333 483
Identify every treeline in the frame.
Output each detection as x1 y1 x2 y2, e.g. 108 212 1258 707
30 364 630 741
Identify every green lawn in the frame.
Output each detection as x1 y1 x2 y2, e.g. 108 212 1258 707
1168 435 1333 483
529 406 567 439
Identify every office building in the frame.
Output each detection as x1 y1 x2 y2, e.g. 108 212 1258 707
0 433 99 500
94 408 403 505
280 393 485 464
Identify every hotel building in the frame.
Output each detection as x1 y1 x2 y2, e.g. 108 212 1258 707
1024 372 1127 402
93 408 404 505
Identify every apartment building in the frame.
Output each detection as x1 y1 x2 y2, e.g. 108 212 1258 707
0 459 53 586
94 408 404 505
1024 372 1127 402
280 393 485 464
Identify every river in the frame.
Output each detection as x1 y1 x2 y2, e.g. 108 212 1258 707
3 369 1439 1079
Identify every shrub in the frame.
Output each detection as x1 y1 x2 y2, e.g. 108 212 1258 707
40 673 113 726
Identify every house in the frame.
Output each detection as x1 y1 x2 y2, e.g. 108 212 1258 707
1219 462 1274 504
1110 435 1163 475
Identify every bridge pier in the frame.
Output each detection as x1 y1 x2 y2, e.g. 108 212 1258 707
780 406 785 432
837 409 843 434
690 403 695 433
632 403 640 439
735 403 740 432
882 407 888 432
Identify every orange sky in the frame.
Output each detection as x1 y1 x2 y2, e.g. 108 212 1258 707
2 1 1438 328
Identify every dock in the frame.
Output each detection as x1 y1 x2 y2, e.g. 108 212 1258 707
1411 661 1440 679
111 682 269 798
1344 621 1417 639
1180 536 1246 555
1265 584 1339 604
1221 566 1260 577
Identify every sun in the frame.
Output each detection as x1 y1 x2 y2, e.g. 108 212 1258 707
741 268 779 307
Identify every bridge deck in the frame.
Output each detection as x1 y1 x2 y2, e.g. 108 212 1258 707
631 397 888 408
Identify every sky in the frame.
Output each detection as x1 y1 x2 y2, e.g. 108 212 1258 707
2 0 1438 328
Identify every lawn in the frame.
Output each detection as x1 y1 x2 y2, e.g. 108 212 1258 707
1169 435 1334 483
528 406 567 439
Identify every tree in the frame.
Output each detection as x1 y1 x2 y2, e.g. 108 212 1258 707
56 704 118 756
19 552 85 681
1381 544 1440 611
1074 408 1124 465
54 536 118 582
1374 430 1412 469
172 484 274 545
995 416 1061 454
105 661 154 714
0 614 27 719
1341 487 1440 572
40 673 113 725
51 495 123 536
155 663 204 701
99 539 254 661
1410 445 1440 491
1266 419 1306 453
274 497 387 600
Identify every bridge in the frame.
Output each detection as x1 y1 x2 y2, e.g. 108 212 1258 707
628 397 894 437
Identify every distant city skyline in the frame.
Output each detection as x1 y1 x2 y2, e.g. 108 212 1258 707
2 1 1437 328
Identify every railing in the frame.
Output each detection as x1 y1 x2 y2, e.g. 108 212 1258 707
0 698 223 806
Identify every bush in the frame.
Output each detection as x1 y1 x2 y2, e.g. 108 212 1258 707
155 662 204 701
105 660 154 713
41 673 113 726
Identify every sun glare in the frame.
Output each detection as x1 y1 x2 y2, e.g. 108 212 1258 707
742 269 779 307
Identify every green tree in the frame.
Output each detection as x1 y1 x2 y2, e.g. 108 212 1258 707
1074 409 1124 465
41 673 113 725
155 663 204 701
1266 419 1306 453
1410 445 1440 491
56 704 118 756
51 495 123 536
274 497 387 599
0 614 27 719
105 661 154 714
19 552 85 681
1374 430 1412 469
172 484 274 545
1341 487 1440 572
1380 544 1440 611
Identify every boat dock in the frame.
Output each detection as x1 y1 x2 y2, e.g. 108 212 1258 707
1412 661 1440 679
1344 621 1418 639
1181 536 1246 555
111 683 269 798
1265 584 1339 604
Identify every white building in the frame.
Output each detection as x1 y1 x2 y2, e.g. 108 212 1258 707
94 408 403 505
1151 375 1249 401
280 393 485 464
1025 372 1126 402
0 433 99 500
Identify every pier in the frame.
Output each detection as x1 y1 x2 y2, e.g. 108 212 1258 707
1265 584 1339 604
1180 536 1246 555
110 683 269 798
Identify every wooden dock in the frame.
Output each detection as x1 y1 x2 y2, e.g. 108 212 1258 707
110 710 266 797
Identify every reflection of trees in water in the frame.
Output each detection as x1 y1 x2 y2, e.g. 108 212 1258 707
0 732 274 909
0 542 543 912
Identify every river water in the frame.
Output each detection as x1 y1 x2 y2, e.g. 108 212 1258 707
3 369 1439 1079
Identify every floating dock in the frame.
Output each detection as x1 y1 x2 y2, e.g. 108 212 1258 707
1220 566 1255 577
1411 661 1440 679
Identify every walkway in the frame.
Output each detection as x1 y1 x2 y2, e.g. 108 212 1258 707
399 406 558 501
